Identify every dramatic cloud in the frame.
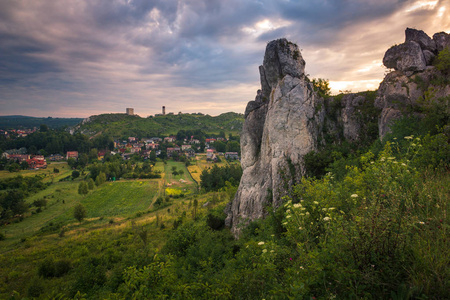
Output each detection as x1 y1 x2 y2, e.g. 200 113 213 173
0 0 448 117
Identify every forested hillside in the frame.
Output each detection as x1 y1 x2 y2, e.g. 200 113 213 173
72 112 244 138
0 116 83 130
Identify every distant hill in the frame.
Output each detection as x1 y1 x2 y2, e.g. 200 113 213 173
0 115 84 129
72 112 244 138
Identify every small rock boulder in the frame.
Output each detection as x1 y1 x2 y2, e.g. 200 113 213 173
383 41 426 75
433 32 450 52
405 28 436 52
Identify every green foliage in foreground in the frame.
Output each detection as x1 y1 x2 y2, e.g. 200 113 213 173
0 122 448 300
115 133 449 299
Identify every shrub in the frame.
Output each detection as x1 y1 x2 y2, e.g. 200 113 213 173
78 181 88 195
434 47 450 74
27 276 45 298
73 203 86 222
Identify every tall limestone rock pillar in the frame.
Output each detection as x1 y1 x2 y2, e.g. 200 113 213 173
226 39 324 237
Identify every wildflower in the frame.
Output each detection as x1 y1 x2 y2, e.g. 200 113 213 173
258 241 265 245
289 258 293 261
411 143 416 147
301 207 306 211
270 250 275 253
380 157 385 161
286 215 291 219
418 221 425 225
300 213 305 216
323 217 330 221
351 194 358 198
401 163 407 166
300 266 304 269
404 136 413 140
293 203 302 208
388 157 395 160
305 212 310 215
282 222 288 225
262 249 267 253
313 201 319 205
298 227 303 230
328 207 335 210
322 208 328 211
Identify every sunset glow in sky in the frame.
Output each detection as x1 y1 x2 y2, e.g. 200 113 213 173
1 0 449 117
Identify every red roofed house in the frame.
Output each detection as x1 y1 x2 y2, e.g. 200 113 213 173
206 149 214 159
66 151 79 160
27 157 47 169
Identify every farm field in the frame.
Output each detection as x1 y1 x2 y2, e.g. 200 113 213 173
163 160 197 196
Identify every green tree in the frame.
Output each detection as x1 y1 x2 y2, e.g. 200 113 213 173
39 124 49 132
150 150 157 163
7 163 20 172
95 172 106 186
87 178 95 190
193 198 198 220
72 170 80 179
78 181 88 195
78 153 89 167
312 78 331 98
20 160 29 170
226 141 240 153
73 203 86 222
67 158 77 168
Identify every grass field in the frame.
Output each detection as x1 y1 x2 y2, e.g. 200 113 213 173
163 161 197 195
0 176 160 251
80 181 159 218
0 161 73 182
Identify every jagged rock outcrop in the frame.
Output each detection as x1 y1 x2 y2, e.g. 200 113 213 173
225 39 323 236
228 29 449 237
383 41 427 76
377 28 449 138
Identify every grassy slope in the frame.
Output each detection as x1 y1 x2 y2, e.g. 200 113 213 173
0 168 221 298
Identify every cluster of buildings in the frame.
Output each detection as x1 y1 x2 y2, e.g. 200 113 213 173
2 152 47 169
1 128 37 138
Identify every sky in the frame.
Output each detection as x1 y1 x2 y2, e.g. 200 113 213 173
0 0 449 118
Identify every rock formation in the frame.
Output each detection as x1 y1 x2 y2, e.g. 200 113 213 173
225 39 324 236
227 28 450 236
377 28 449 137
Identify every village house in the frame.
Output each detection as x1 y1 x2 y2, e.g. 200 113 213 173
167 147 181 157
185 148 196 158
130 146 141 154
164 136 176 143
66 151 79 160
181 145 192 151
6 154 30 162
225 152 239 160
146 143 159 150
47 154 64 161
206 149 215 159
26 157 47 169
